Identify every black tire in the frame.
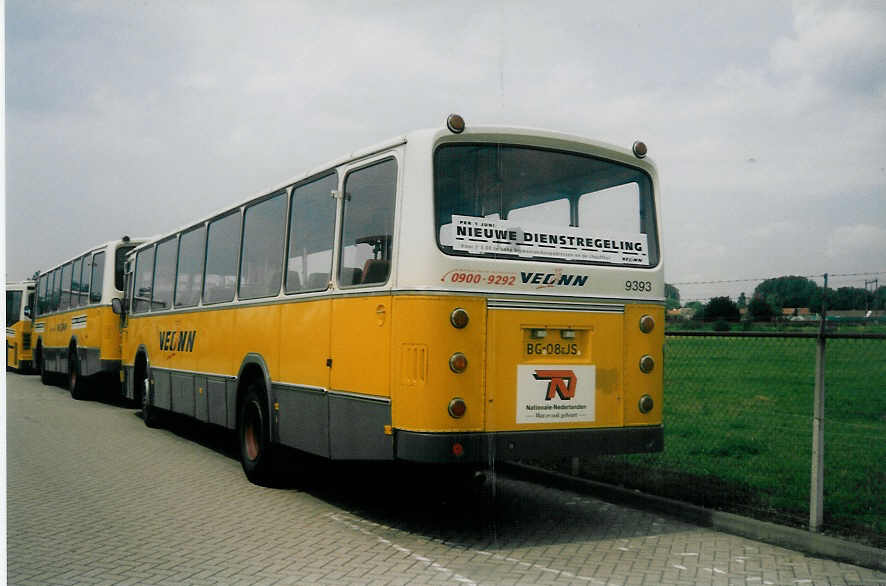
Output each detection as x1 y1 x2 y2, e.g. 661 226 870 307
39 351 51 386
68 352 87 400
140 369 160 428
238 383 276 486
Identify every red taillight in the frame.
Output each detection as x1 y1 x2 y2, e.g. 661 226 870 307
449 353 468 373
452 442 464 457
639 355 655 373
450 308 469 329
448 397 467 418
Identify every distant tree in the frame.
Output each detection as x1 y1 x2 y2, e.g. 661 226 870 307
747 296 775 321
765 293 783 317
665 283 681 310
809 287 831 313
829 287 872 311
874 286 886 311
702 296 740 322
685 301 704 319
753 276 820 309
737 292 747 309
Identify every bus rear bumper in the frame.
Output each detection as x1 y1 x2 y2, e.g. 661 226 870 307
395 425 663 464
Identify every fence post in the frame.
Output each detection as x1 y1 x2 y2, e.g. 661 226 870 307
810 273 827 532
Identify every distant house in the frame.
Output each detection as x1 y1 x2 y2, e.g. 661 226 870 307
782 307 811 316
667 307 697 319
827 310 885 318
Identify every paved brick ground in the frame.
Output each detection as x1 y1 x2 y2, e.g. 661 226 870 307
6 372 886 585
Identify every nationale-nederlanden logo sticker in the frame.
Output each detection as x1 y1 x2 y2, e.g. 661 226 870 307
516 364 595 424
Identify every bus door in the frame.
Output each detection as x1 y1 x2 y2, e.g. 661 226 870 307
328 157 398 459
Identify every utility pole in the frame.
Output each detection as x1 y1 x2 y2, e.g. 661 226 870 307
810 273 827 532
864 279 878 313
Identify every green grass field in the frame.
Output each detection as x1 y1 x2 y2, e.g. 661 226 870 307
568 335 886 546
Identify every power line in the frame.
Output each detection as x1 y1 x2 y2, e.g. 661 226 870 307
670 270 886 287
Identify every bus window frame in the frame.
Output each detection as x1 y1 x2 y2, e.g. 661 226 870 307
51 268 61 312
36 276 47 316
173 223 207 309
79 253 91 306
432 142 660 270
336 154 399 290
71 257 82 309
89 250 106 304
237 189 288 302
6 290 22 326
284 170 338 296
59 262 73 311
202 209 243 306
132 246 155 314
151 235 179 312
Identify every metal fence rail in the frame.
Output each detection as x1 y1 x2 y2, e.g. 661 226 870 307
548 331 886 548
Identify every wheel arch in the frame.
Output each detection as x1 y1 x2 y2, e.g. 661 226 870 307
235 354 274 436
132 344 151 402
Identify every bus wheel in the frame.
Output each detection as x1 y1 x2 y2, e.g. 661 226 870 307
238 383 275 486
39 352 51 386
68 353 87 400
141 374 160 428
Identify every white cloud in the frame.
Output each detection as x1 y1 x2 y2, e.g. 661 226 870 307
826 224 886 262
771 2 886 93
5 1 886 299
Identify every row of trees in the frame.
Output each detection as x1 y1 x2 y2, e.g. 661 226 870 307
667 276 886 322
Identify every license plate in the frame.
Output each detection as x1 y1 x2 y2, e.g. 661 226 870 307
525 342 580 357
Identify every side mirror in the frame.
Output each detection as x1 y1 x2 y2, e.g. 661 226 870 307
23 306 32 319
112 298 123 315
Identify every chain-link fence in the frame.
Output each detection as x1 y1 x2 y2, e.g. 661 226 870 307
544 331 886 548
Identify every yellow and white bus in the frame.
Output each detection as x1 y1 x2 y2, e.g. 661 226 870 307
121 116 664 485
33 237 144 398
6 280 36 372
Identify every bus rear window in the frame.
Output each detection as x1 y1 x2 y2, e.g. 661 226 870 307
434 144 659 267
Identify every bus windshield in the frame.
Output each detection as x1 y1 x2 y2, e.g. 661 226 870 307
6 290 22 326
435 143 659 268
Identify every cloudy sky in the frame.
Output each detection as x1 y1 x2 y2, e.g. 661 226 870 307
5 1 885 302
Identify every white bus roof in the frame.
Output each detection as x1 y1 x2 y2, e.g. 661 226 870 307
128 123 656 253
37 237 151 275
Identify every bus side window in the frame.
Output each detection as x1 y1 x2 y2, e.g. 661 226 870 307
78 254 90 305
239 191 286 300
132 248 154 313
59 262 73 311
152 238 177 311
175 226 205 308
71 258 82 308
115 246 131 291
89 252 105 304
286 173 336 294
339 158 397 287
203 211 241 305
37 276 46 316
51 268 61 312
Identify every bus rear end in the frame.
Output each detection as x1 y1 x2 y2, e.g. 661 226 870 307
6 281 35 372
392 126 663 464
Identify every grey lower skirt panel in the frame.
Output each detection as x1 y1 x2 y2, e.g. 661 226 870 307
41 346 115 378
272 385 393 461
125 364 394 461
144 367 237 430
